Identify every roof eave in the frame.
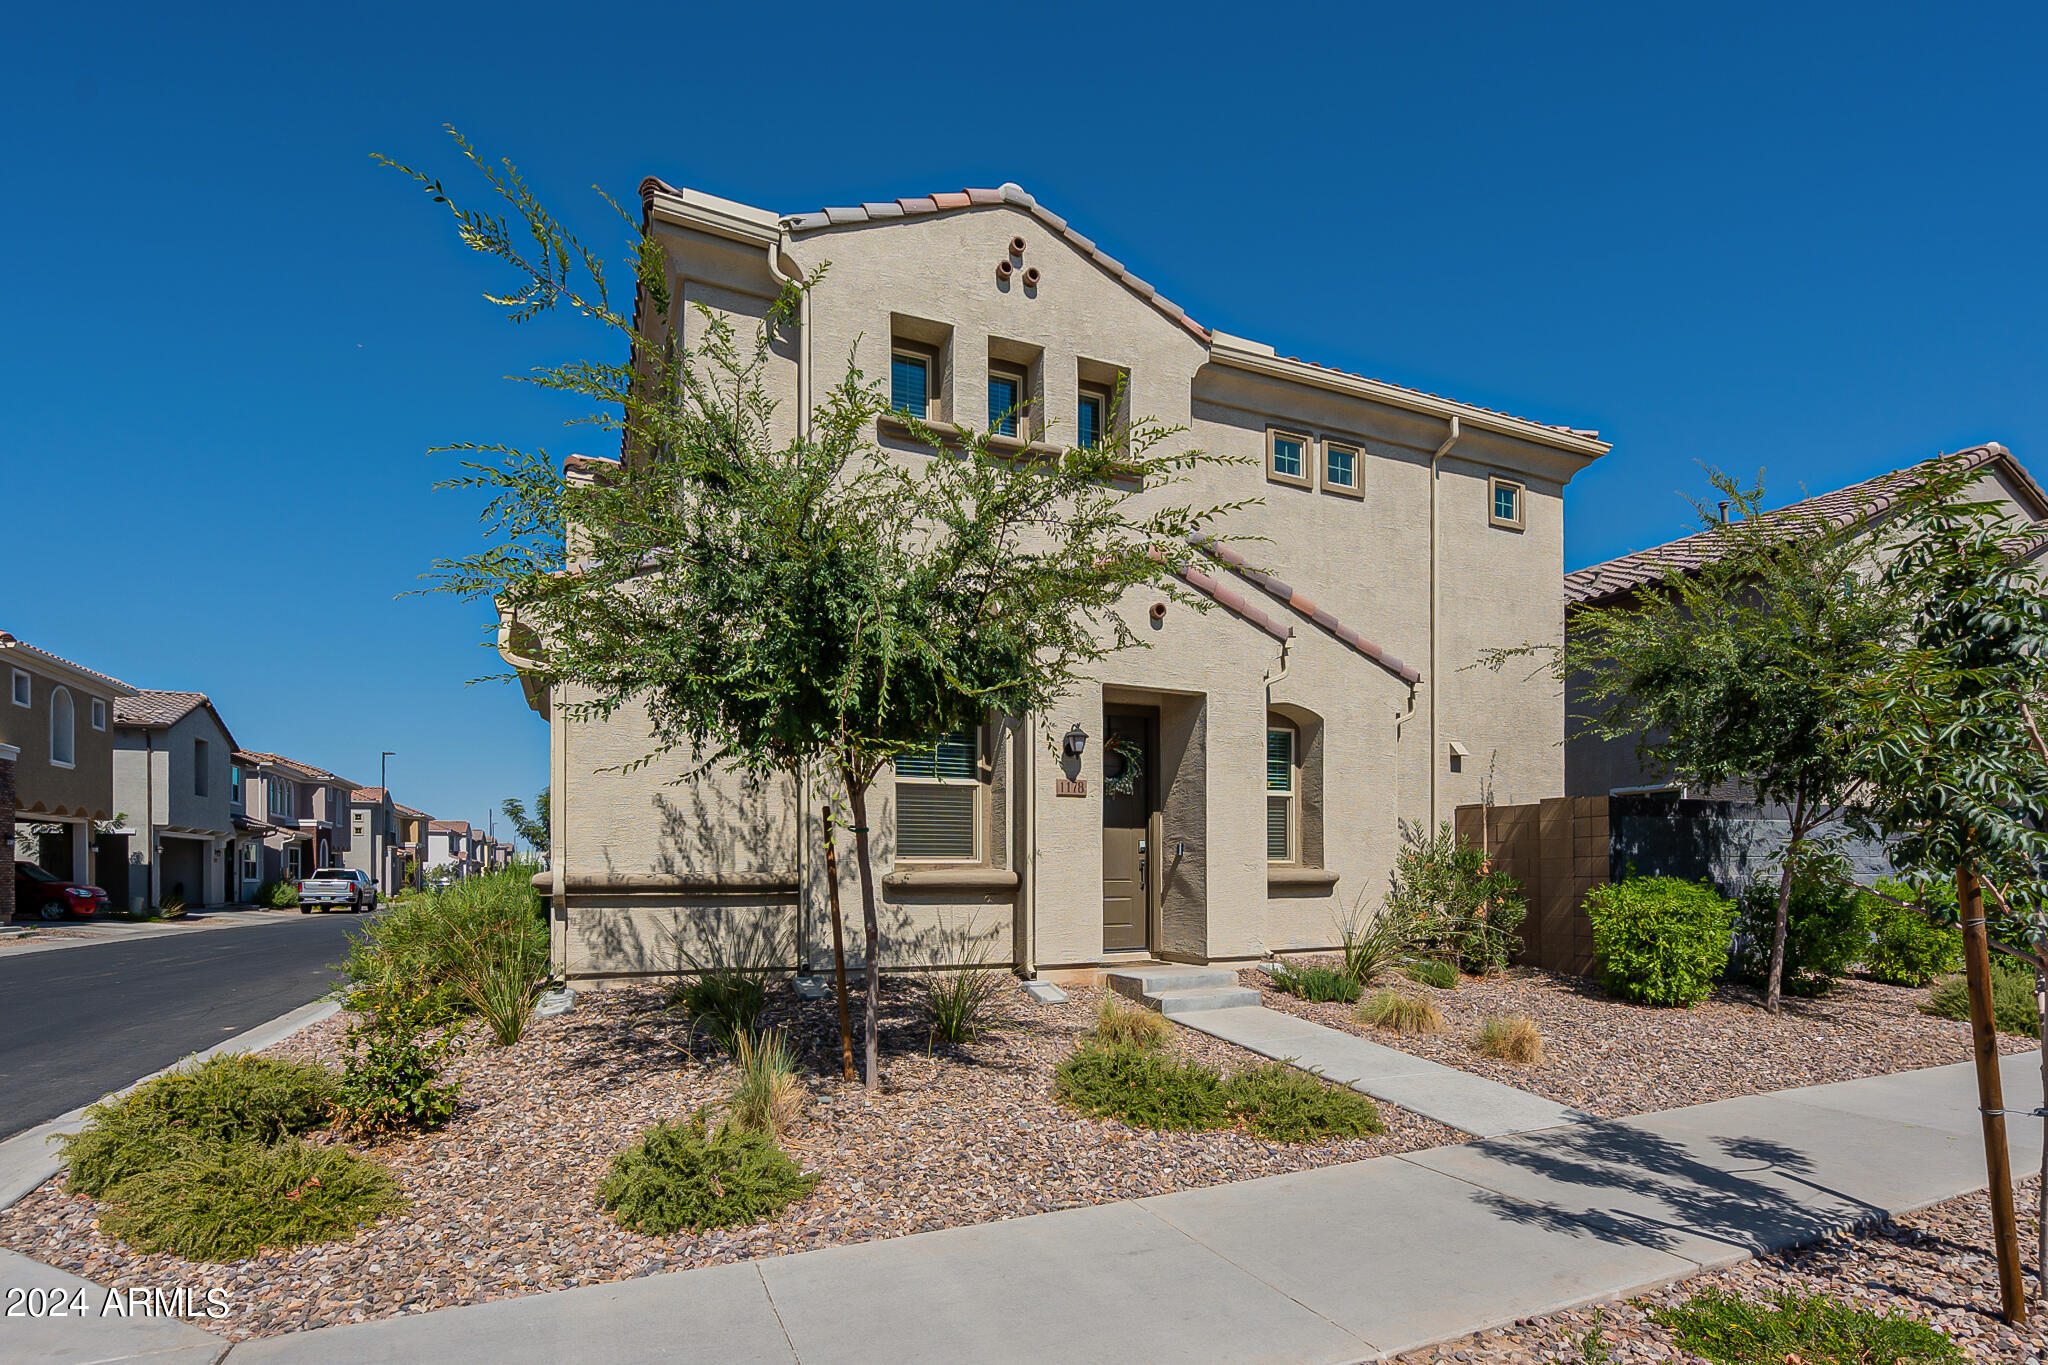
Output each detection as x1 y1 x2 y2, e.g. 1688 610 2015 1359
639 179 782 249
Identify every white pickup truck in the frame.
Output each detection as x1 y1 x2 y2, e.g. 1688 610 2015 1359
298 868 378 914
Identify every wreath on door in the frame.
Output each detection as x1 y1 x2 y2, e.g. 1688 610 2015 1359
1103 733 1145 797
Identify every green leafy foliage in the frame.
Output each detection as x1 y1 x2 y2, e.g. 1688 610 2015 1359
1732 865 1870 997
100 1138 403 1263
1334 898 1418 986
1860 879 1962 987
1923 955 2041 1037
1269 962 1362 1004
61 1054 339 1199
331 999 465 1142
1054 1042 1231 1131
1584 877 1734 1007
337 866 549 1034
673 973 769 1054
260 879 299 909
1092 997 1171 1050
1221 1063 1384 1142
1382 822 1527 975
1401 958 1460 990
917 967 1006 1046
1651 1287 1960 1364
1356 990 1445 1034
598 1110 818 1235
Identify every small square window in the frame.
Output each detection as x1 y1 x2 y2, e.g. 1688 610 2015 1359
1489 476 1526 530
1324 441 1362 496
90 698 106 730
988 369 1025 437
1077 389 1108 449
1267 430 1311 489
10 670 27 707
891 351 931 419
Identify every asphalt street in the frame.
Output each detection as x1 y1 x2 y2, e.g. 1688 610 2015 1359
0 914 365 1139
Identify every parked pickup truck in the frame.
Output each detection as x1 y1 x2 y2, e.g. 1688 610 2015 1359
298 868 377 914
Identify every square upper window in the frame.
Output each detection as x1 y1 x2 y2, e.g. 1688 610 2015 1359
1324 441 1362 496
1267 430 1311 489
90 698 106 730
1489 476 1526 530
891 351 931 419
10 670 27 707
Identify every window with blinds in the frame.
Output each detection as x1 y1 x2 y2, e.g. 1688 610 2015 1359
891 351 930 419
988 372 1021 436
1267 726 1295 862
895 727 980 859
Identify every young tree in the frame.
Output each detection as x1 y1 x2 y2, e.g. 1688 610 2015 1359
500 788 549 855
385 133 1246 1087
1556 473 1905 1013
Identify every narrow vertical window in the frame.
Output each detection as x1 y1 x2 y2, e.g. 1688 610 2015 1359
1077 391 1106 448
891 351 930 418
90 698 106 730
988 370 1022 436
49 687 75 767
11 670 29 707
194 739 209 797
1266 725 1295 862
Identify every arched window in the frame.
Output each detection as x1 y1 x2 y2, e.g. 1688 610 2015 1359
49 687 75 767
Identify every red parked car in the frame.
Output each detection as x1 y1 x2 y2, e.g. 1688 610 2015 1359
13 861 108 921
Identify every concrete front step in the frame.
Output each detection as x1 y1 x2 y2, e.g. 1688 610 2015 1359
1104 964 1260 1017
1150 987 1265 1016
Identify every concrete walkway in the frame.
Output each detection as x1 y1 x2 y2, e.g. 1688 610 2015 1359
6 1052 2040 1365
1178 1003 1593 1137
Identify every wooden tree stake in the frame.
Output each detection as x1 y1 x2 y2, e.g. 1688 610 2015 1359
1959 862 2028 1323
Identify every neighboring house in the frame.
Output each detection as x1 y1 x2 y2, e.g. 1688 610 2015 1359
393 803 431 887
344 788 407 895
0 632 137 908
427 820 472 876
234 751 360 886
1562 443 2048 798
111 691 239 912
502 180 1611 986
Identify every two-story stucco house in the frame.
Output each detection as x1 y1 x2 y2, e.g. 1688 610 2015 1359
426 820 472 877
233 751 358 885
1 631 137 904
510 181 1610 987
394 802 431 888
344 787 408 894
111 691 239 911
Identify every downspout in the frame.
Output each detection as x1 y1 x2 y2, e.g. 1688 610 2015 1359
1263 632 1294 701
1019 713 1037 978
769 230 813 974
1428 416 1461 830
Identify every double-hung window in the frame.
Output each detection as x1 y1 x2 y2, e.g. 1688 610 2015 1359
988 367 1026 437
893 727 980 860
1266 725 1296 862
1077 389 1109 449
891 350 932 419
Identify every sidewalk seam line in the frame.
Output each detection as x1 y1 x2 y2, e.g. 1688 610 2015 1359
755 1261 803 1364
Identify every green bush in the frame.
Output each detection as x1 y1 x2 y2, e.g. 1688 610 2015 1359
336 866 549 1030
1732 865 1871 997
1584 877 1733 1007
1383 821 1527 975
1054 1042 1231 1131
1222 1063 1384 1142
260 879 299 909
61 1054 339 1198
1334 898 1418 986
673 973 769 1053
1923 955 2040 1037
100 1137 403 1262
598 1109 817 1235
1652 1287 1960 1364
1270 962 1362 1004
1401 957 1459 990
331 1000 465 1141
1861 880 1961 987
1093 997 1171 1050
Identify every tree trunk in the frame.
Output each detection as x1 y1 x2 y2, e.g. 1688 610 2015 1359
1764 845 1797 1015
842 770 883 1090
1959 863 2027 1322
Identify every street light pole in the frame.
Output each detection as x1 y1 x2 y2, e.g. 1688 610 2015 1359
378 751 395 895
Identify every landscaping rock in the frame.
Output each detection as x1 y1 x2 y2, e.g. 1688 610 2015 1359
534 989 576 1018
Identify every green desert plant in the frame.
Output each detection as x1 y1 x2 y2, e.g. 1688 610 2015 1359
99 1137 403 1262
1731 860 1871 998
1092 996 1171 1050
1472 1014 1544 1064
331 999 465 1141
435 870 553 1044
1053 1042 1232 1132
912 917 1007 1046
666 907 790 1052
1383 820 1528 975
598 1109 818 1235
673 973 769 1053
1860 879 1962 987
1923 954 2041 1037
1584 877 1734 1007
1356 990 1445 1035
60 1053 340 1198
261 879 299 909
1401 957 1459 990
1651 1287 1960 1364
729 1027 805 1140
1334 897 1417 986
1269 961 1362 1004
1222 1063 1384 1142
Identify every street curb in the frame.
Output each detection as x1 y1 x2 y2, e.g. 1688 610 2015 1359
0 997 341 1212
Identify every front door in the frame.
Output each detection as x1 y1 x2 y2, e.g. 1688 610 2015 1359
1101 708 1157 952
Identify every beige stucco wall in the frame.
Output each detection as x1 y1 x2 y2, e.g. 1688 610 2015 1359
0 663 117 822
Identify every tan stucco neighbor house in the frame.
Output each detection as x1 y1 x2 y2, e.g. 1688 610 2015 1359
509 181 1610 987
112 690 240 911
1 631 137 892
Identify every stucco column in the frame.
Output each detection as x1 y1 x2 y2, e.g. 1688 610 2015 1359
74 818 92 883
0 744 17 924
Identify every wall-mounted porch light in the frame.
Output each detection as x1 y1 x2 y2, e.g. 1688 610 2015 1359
1062 724 1089 759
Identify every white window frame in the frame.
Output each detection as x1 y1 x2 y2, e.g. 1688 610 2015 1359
1322 440 1363 498
89 697 107 730
49 686 75 769
891 347 934 420
286 844 303 880
1267 429 1312 490
1266 723 1297 864
10 669 28 708
987 362 1030 439
893 727 984 863
1489 475 1526 530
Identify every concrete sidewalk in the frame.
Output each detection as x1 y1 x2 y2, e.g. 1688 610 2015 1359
0 907 297 958
7 1053 2041 1365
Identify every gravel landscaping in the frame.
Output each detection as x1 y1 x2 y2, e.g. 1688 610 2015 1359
1249 963 2039 1119
1395 1177 2048 1363
0 979 1460 1341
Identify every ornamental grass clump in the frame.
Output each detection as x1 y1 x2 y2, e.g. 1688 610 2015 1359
336 865 550 1031
1584 877 1733 1007
1053 1042 1231 1132
1222 1063 1383 1142
1269 961 1362 1004
1472 1014 1543 1064
729 1027 805 1141
598 1109 818 1235
1355 990 1445 1035
1092 996 1171 1050
1401 957 1459 990
100 1137 403 1262
1652 1287 1960 1364
1334 898 1417 986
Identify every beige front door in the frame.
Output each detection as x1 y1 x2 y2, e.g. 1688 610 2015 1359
1101 708 1156 952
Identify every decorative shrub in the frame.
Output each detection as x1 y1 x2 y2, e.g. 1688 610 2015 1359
331 1000 465 1142
1334 898 1417 986
1732 865 1871 997
1652 1287 1960 1364
1860 880 1962 987
336 866 549 1028
729 1027 804 1140
598 1110 817 1235
1923 955 2040 1037
1584 877 1733 1007
1356 990 1445 1034
1270 961 1362 1004
1401 958 1459 990
61 1054 339 1198
673 973 769 1053
1472 1015 1543 1064
1222 1063 1384 1142
916 968 1006 1046
1382 821 1528 975
261 879 299 909
100 1137 403 1262
1053 1042 1231 1131
1093 996 1171 1050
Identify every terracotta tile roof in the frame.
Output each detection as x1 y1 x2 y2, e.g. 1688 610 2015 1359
1564 443 2039 606
0 632 138 695
113 690 206 727
394 803 429 820
350 787 388 804
1191 540 1423 685
1159 555 1293 646
429 820 471 835
236 750 360 789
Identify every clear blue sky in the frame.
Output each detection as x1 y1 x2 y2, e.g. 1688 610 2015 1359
6 3 2044 837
